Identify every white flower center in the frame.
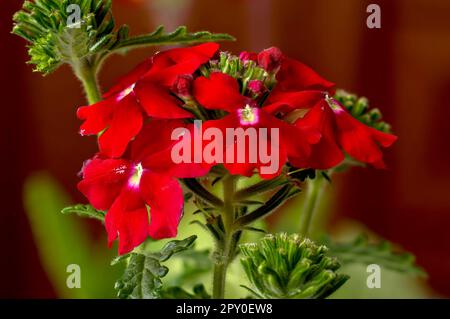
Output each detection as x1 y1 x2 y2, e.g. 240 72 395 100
117 83 136 101
325 94 343 113
238 104 259 125
128 163 143 188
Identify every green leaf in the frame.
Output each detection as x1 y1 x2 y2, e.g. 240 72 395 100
114 235 197 299
61 204 105 221
155 235 198 262
181 178 224 207
235 175 289 200
234 184 298 227
111 25 235 52
322 234 426 276
115 253 168 299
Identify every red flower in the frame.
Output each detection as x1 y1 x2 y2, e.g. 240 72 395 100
78 120 209 255
294 97 397 169
260 48 397 169
193 72 319 178
77 43 219 158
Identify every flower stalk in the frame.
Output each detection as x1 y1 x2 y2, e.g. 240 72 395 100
73 59 102 104
212 175 237 299
299 173 328 237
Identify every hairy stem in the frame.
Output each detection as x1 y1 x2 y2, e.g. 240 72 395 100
73 59 102 104
212 175 237 299
299 174 327 237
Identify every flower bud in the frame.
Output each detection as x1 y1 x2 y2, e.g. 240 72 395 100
239 51 257 63
172 74 193 99
257 47 283 72
240 233 349 299
247 79 266 97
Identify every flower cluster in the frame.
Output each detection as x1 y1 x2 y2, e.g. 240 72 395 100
77 43 397 254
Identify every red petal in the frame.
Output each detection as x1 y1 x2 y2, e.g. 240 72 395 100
193 72 248 112
131 119 187 160
293 102 344 169
98 94 144 158
77 158 131 211
144 43 219 86
334 109 397 167
104 58 153 98
77 98 114 136
264 90 325 115
134 80 193 119
202 111 288 178
131 120 212 177
276 57 335 92
139 171 184 239
105 187 149 255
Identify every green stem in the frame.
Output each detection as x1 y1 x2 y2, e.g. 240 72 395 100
73 59 102 104
299 174 327 237
212 175 237 299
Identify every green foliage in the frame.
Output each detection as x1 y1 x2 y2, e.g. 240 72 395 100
112 25 235 51
12 0 234 75
23 172 121 298
234 185 300 228
240 233 349 299
114 236 197 299
322 234 426 276
334 89 392 133
61 204 105 221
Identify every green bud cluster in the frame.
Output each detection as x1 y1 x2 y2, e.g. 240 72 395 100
12 0 126 74
202 52 274 93
334 89 392 133
240 233 349 299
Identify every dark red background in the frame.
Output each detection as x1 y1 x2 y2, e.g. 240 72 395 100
1 0 450 297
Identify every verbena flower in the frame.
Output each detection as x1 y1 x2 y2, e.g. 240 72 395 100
192 72 320 178
77 43 218 158
78 120 209 254
76 44 397 254
294 97 397 168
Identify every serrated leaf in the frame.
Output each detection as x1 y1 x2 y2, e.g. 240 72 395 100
322 234 426 276
115 253 167 299
112 25 235 52
110 253 131 266
61 203 105 221
114 236 197 299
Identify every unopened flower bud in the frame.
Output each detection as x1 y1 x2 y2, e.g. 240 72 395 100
172 74 193 99
239 51 257 63
240 233 349 299
257 47 283 72
247 79 266 97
